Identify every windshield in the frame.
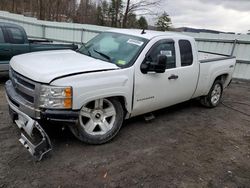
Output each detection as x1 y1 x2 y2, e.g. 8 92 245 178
78 32 148 67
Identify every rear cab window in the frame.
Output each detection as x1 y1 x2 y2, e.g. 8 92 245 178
179 40 193 66
6 27 25 44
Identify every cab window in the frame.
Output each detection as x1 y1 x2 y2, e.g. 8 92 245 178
147 41 176 69
6 27 25 44
179 40 193 66
0 28 4 43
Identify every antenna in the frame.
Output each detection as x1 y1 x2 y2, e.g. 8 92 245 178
141 29 146 34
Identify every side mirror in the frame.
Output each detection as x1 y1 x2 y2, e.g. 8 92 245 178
141 55 167 74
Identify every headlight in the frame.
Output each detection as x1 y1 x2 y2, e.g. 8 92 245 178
39 85 72 109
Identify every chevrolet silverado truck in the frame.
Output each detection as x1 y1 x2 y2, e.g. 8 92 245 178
0 22 78 72
5 29 236 160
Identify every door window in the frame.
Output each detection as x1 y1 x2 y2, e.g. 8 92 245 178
147 41 176 69
0 28 4 43
6 27 25 44
179 40 193 66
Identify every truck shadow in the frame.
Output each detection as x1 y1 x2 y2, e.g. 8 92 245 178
124 99 201 127
42 122 76 143
43 99 202 145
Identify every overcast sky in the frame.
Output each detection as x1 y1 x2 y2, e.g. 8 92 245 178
151 0 250 33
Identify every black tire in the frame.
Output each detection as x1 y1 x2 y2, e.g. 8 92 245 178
69 98 124 145
200 80 223 108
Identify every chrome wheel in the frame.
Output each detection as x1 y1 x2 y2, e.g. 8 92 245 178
211 83 222 105
79 99 116 136
200 80 223 108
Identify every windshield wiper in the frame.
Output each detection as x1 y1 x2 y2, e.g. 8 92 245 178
93 48 112 62
77 44 91 57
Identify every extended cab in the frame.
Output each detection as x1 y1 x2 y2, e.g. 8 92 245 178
5 29 236 160
0 22 78 72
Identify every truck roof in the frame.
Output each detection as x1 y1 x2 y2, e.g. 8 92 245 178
108 28 192 40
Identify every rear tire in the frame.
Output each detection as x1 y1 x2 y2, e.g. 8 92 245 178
200 80 223 108
69 98 124 145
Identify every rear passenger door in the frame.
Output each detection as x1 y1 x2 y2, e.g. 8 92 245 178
175 39 199 100
5 26 30 57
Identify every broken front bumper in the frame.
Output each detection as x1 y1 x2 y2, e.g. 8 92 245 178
5 79 79 161
7 96 52 161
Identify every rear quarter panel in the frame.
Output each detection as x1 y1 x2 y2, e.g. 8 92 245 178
193 58 236 98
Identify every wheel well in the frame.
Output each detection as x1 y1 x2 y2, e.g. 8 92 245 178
215 74 229 87
109 96 128 115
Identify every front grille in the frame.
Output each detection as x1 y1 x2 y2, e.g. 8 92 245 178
15 75 35 90
16 89 34 103
10 69 37 105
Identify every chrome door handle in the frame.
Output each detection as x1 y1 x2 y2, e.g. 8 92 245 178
168 74 179 80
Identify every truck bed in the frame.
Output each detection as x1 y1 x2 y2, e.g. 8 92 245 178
198 51 235 63
193 51 236 99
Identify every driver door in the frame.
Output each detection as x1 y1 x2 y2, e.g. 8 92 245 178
132 38 198 117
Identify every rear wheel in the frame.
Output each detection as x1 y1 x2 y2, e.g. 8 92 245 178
200 80 223 108
69 98 124 144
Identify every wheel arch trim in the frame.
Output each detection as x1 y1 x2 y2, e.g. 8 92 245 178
74 94 131 118
206 72 230 95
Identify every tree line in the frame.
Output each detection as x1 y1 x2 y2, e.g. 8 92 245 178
0 0 172 31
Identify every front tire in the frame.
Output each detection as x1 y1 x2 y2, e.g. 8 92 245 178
69 98 124 144
200 80 223 108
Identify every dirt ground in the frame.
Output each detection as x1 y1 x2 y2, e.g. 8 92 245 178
0 73 250 188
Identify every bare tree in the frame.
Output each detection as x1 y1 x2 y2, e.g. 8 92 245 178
0 0 157 28
37 0 45 20
122 0 162 28
12 0 15 12
122 0 130 28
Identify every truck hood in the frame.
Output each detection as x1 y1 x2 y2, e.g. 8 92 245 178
10 50 119 83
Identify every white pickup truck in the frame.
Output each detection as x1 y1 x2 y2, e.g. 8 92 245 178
5 29 236 160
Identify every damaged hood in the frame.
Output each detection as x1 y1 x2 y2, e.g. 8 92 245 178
10 50 119 83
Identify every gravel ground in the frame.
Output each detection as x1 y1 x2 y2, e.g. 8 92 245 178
0 74 250 188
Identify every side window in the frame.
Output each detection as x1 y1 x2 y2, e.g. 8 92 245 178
0 28 5 43
179 40 193 66
6 27 25 44
147 41 176 69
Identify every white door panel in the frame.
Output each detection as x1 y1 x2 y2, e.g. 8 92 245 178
132 38 199 117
